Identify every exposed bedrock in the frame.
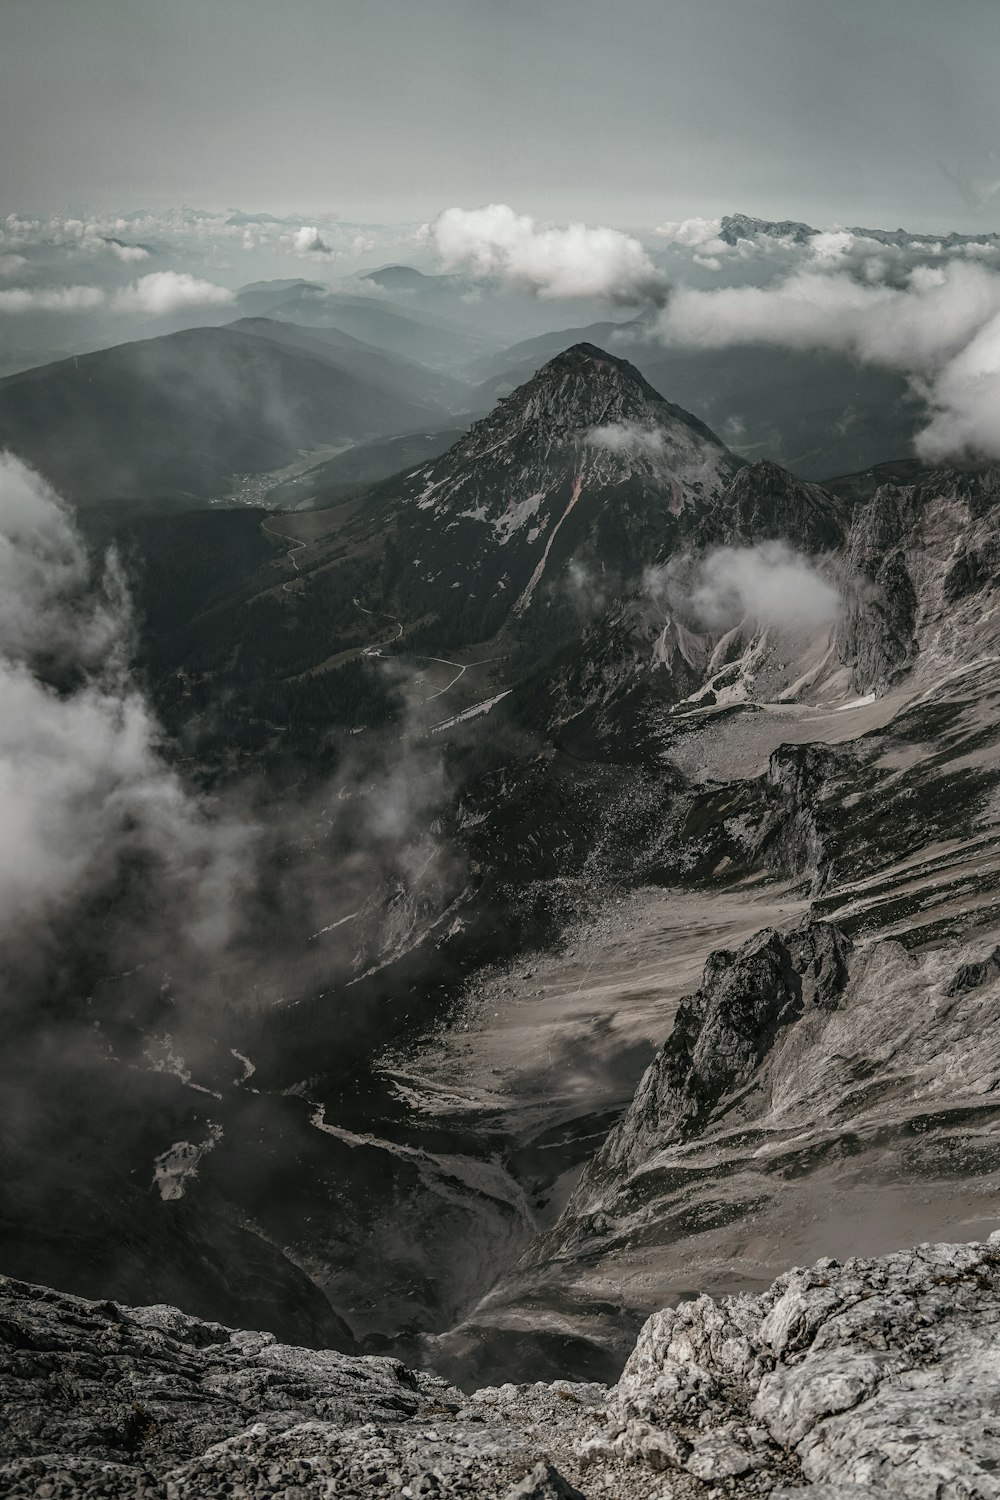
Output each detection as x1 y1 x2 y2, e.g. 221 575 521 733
7 1236 1000 1496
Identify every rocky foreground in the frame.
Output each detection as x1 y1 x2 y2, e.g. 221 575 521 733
5 1237 1000 1499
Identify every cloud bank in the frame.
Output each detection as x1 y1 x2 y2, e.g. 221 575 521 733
0 271 234 317
426 203 667 303
657 260 1000 460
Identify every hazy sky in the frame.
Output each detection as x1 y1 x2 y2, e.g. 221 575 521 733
2 0 999 232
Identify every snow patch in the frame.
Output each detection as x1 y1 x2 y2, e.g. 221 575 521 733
431 690 513 733
152 1124 223 1201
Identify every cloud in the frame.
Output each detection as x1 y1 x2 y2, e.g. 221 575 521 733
0 454 251 954
0 271 234 317
654 216 723 248
649 542 842 634
0 284 107 313
105 239 151 263
656 260 1000 460
585 420 668 458
288 225 333 256
425 203 667 304
111 270 235 314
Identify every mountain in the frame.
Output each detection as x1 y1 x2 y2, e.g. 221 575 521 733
0 321 455 503
470 327 923 481
10 344 1000 1426
268 287 499 372
119 343 745 774
360 263 475 297
229 315 469 412
721 209 1000 250
718 211 816 244
381 342 743 643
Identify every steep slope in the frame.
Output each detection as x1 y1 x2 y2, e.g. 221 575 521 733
0 324 453 503
427 460 1000 1381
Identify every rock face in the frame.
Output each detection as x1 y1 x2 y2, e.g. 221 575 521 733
695 458 846 552
607 1235 1000 1498
597 920 853 1177
7 1237 1000 1497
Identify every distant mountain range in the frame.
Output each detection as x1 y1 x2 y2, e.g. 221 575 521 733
0 318 460 503
719 209 1000 248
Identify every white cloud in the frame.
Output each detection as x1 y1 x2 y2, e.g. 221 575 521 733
0 254 28 278
106 240 150 263
0 284 107 313
654 216 723 248
915 310 1000 460
0 454 251 953
585 420 667 457
288 225 333 256
0 270 233 317
650 542 842 634
111 269 234 315
656 260 1000 459
426 202 667 303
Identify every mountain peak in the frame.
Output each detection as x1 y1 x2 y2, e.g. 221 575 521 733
482 341 730 457
535 340 654 386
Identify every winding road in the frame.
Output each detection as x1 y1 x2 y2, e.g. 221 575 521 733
261 517 307 591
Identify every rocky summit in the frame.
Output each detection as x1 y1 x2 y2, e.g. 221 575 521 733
5 1235 1000 1498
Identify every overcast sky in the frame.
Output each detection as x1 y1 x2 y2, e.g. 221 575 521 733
2 0 999 232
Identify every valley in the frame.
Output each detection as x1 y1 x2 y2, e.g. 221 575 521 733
4 324 1000 1409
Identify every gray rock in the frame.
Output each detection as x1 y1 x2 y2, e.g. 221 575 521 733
8 1238 1000 1495
504 1460 586 1499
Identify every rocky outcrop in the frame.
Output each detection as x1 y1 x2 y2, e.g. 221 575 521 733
947 944 1000 996
604 1235 1000 1497
7 1237 1000 1497
595 920 852 1178
758 744 841 894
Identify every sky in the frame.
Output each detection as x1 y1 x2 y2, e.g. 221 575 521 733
2 0 1000 233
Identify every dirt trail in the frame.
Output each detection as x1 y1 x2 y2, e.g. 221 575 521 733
261 516 307 591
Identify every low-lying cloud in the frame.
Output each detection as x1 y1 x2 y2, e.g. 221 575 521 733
0 453 250 954
111 270 235 314
425 203 667 304
649 541 842 634
585 420 668 458
0 271 234 317
657 260 1000 461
